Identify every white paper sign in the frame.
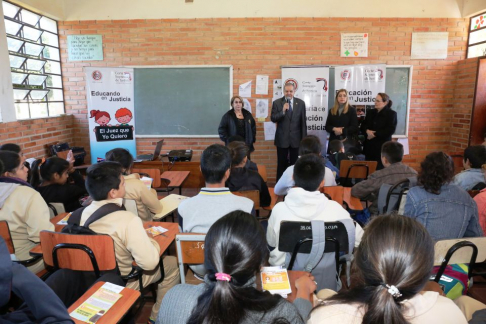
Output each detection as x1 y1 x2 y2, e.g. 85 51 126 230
341 33 369 58
256 75 269 95
256 99 268 118
411 32 448 59
397 138 410 155
243 98 252 114
239 81 252 97
264 122 276 141
273 79 282 97
334 64 386 105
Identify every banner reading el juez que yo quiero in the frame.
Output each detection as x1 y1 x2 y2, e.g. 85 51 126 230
85 67 137 164
334 64 386 105
281 66 329 152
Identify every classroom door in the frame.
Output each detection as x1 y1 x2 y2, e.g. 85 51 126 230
469 57 486 146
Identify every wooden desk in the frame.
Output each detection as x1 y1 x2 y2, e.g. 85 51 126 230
161 171 190 195
262 187 281 211
68 281 140 324
51 212 70 232
143 222 179 256
154 194 188 220
343 187 363 211
322 186 344 206
321 186 363 211
133 161 204 188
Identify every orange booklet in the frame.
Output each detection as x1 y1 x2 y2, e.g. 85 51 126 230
261 266 292 296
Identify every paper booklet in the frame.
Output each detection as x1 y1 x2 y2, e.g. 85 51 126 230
57 213 71 225
146 226 169 237
261 266 292 297
70 282 124 323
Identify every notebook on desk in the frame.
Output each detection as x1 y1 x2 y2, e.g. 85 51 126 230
136 140 164 161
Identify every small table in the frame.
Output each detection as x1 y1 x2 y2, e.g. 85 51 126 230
68 281 140 324
50 212 70 232
343 187 363 211
321 186 363 211
322 186 344 206
153 194 188 221
161 171 190 195
256 270 313 303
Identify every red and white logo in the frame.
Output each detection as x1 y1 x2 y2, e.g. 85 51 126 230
377 69 384 80
284 78 298 91
341 70 351 80
92 70 102 81
316 78 328 91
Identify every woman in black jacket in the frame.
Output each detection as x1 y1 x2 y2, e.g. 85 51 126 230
226 141 271 207
218 95 257 154
361 92 397 170
325 89 359 153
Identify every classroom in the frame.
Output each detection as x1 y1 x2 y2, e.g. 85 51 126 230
1 0 486 323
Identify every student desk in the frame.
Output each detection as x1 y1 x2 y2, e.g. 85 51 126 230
154 194 188 221
143 222 179 256
321 186 363 211
256 270 313 303
133 160 204 188
68 281 140 324
161 171 190 195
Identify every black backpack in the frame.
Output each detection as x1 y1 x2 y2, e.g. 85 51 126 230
61 203 126 235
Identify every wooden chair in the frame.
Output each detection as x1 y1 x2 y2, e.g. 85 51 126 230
432 237 486 285
257 164 268 183
175 233 206 284
339 160 377 187
232 190 263 217
132 168 173 194
0 220 41 266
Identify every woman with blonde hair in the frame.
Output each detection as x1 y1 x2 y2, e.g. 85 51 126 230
325 89 358 152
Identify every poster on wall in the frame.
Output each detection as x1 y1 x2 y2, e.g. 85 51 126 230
341 33 369 58
281 66 329 152
334 64 386 126
85 67 136 164
68 35 104 61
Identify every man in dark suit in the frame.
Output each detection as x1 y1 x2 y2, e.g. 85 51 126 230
271 83 307 181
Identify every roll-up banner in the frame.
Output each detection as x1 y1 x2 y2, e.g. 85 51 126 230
334 64 386 118
85 67 137 164
281 66 329 153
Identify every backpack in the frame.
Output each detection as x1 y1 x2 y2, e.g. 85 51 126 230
430 263 470 300
377 177 417 214
62 203 126 235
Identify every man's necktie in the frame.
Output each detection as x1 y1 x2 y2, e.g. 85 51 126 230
287 99 293 114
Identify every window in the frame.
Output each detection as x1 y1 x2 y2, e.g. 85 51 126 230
2 1 64 119
468 11 486 59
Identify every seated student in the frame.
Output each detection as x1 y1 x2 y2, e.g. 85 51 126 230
274 135 337 196
30 157 87 212
158 210 316 324
105 148 162 221
474 164 486 233
328 139 347 169
453 145 486 191
267 154 363 266
227 135 258 171
80 162 180 323
178 144 253 234
0 143 31 178
404 152 483 241
0 151 53 274
351 141 417 214
226 141 271 207
308 214 468 324
0 238 73 324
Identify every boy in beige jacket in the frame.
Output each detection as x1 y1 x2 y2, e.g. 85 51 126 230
81 162 179 322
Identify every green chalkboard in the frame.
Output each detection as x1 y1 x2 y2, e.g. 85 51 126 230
134 67 231 136
328 66 411 137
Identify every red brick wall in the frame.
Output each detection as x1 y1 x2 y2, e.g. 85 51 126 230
57 17 471 183
450 57 480 152
1 115 75 157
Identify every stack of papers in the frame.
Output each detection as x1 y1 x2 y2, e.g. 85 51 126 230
261 266 292 297
146 226 168 237
70 282 124 323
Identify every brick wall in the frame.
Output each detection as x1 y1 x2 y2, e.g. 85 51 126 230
58 17 471 183
1 115 75 157
450 57 480 152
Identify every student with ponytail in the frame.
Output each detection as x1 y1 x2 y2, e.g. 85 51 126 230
158 210 316 324
30 156 87 212
308 214 467 324
0 150 53 274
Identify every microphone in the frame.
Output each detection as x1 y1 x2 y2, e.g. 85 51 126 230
284 97 291 114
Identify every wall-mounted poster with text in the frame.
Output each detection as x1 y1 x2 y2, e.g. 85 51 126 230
85 67 136 164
